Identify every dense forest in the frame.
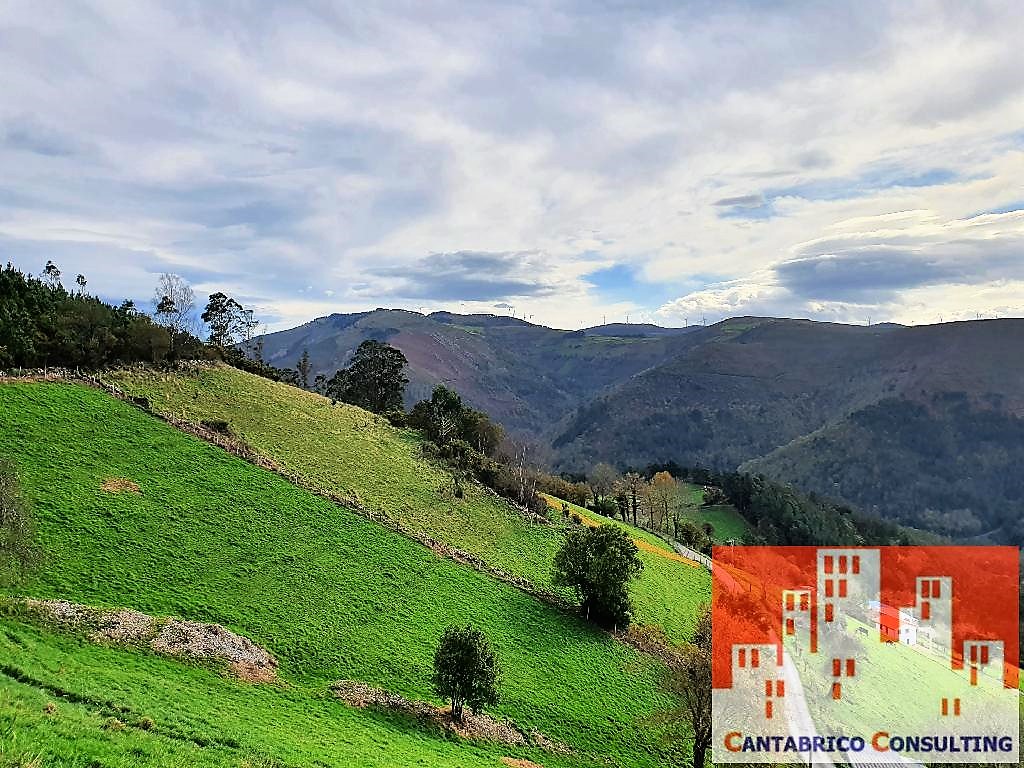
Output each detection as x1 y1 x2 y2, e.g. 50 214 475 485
643 463 922 547
745 394 1024 542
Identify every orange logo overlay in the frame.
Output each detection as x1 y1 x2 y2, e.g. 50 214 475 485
711 546 1020 763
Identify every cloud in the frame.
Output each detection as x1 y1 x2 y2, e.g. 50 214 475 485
774 249 955 301
369 250 573 302
658 207 1024 323
714 194 765 208
3 116 84 157
0 1 1023 330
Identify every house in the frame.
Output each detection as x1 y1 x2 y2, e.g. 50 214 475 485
867 600 918 645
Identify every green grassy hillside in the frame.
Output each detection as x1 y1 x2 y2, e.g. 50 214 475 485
103 364 711 641
2 618 583 768
0 381 683 767
106 364 562 590
540 494 711 640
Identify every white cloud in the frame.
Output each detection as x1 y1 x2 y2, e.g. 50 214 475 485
1 0 1023 330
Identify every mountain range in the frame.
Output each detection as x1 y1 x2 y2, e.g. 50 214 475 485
255 311 1024 543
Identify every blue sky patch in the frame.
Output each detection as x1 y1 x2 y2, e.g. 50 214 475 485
769 167 959 203
584 263 711 307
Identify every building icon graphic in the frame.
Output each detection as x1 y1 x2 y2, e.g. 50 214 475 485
712 546 1019 765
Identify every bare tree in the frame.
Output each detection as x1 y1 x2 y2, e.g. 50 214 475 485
619 472 644 526
498 436 542 512
42 260 61 290
239 308 259 355
588 462 619 510
152 273 196 337
652 605 712 767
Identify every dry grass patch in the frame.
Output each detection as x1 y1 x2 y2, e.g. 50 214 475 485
101 477 140 493
501 759 545 768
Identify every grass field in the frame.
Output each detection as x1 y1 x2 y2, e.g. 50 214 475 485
541 494 711 640
0 381 684 767
1 618 585 768
104 365 711 643
677 484 750 543
105 365 564 591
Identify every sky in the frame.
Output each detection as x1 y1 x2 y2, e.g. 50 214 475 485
2 1 1023 332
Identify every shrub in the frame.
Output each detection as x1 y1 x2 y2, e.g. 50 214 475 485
384 409 407 428
701 485 727 506
200 419 232 436
553 524 643 629
431 625 500 723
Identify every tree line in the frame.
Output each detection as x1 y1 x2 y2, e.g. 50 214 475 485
0 261 205 369
541 459 920 550
533 464 720 554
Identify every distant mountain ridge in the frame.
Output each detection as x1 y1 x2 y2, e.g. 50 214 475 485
255 309 700 435
254 311 1024 543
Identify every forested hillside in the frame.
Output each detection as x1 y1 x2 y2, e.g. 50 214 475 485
743 393 1024 541
547 318 1024 544
252 309 698 435
255 311 1024 544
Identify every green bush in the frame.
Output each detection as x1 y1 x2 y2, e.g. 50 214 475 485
554 524 643 629
432 625 500 723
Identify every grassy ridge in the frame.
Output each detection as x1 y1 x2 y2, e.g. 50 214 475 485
105 364 563 591
0 381 681 767
104 365 711 642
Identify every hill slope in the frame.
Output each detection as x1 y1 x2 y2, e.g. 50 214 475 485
0 381 686 767
254 310 1024 542
105 364 710 640
549 318 1024 542
253 310 696 435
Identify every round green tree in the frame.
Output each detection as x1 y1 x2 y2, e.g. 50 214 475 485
431 625 500 723
553 523 643 629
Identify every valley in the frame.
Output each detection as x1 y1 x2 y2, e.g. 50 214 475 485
255 312 1024 543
